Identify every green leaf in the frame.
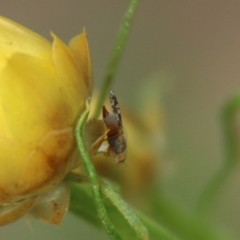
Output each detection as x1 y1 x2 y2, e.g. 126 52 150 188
70 182 179 240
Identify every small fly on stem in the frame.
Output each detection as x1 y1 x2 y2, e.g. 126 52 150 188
102 90 127 163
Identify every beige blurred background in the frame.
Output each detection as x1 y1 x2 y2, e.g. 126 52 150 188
1 0 240 239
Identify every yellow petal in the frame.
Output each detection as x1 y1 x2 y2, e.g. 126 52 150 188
69 30 93 95
20 128 76 197
0 16 51 70
0 16 90 219
0 137 29 203
0 128 76 203
0 53 68 143
52 33 88 124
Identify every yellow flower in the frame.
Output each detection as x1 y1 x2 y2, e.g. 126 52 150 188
0 16 92 225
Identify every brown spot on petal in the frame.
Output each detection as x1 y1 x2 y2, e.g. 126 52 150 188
46 101 72 130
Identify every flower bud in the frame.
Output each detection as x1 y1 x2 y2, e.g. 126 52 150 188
0 16 92 225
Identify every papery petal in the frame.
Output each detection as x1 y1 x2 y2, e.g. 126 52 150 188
30 182 70 225
19 128 76 197
0 138 29 203
0 53 68 143
0 16 92 222
0 128 76 203
52 33 88 125
0 197 37 226
69 30 93 95
0 16 51 70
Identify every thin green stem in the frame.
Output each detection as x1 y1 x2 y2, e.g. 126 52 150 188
196 94 240 215
93 0 140 118
75 100 122 240
101 182 149 240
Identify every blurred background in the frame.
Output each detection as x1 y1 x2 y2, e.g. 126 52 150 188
1 0 240 239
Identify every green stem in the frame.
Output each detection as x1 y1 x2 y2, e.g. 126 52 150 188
93 0 140 118
196 94 240 214
101 182 149 240
75 100 122 240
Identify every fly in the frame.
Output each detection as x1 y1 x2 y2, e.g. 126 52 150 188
102 90 127 163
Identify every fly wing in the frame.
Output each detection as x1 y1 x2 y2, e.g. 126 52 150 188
109 90 122 127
